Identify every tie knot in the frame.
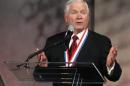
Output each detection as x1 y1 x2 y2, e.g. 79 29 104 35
72 35 78 41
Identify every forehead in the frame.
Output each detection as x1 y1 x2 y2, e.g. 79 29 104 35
69 2 87 10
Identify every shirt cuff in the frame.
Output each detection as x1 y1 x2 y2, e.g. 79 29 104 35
107 62 115 75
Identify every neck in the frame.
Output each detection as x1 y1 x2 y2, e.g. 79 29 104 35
74 28 87 34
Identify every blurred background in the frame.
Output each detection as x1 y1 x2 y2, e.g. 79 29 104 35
0 0 130 86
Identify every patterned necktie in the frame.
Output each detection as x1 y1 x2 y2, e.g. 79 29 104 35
69 35 78 61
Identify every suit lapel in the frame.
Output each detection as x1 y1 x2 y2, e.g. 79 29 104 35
76 30 93 62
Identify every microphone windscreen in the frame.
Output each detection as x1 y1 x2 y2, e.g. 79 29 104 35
68 25 74 32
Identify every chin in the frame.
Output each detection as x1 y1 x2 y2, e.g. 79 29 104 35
75 29 84 33
75 27 84 30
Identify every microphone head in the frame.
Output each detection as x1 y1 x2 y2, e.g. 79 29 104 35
68 25 74 32
64 25 74 49
65 25 74 37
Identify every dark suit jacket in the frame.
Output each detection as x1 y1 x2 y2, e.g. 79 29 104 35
43 30 122 86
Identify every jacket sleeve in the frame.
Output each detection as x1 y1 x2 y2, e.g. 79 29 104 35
101 37 122 81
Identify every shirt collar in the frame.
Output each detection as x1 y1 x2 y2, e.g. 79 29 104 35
72 28 88 40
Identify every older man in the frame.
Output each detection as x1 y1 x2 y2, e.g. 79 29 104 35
37 0 122 86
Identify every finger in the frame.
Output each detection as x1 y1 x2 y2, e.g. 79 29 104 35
114 49 117 55
112 48 118 59
40 53 46 61
111 47 117 53
39 52 47 62
113 47 117 55
38 54 43 61
112 45 118 52
109 47 115 53
38 53 44 61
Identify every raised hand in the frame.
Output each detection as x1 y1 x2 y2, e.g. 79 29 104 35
37 49 48 67
106 46 118 67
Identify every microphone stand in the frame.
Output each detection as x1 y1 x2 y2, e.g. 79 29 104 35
16 30 73 68
16 48 45 68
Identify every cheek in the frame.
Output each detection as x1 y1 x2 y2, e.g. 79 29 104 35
68 17 75 24
69 15 76 20
83 17 88 23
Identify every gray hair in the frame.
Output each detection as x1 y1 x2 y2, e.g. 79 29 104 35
64 0 89 14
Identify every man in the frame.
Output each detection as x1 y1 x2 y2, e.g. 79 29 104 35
36 0 122 86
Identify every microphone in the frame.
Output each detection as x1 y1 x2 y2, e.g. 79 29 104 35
65 25 74 36
25 25 74 62
64 25 74 49
16 25 74 68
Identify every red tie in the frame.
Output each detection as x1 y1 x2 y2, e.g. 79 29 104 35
69 35 78 61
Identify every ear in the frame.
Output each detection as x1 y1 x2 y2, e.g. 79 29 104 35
64 13 68 23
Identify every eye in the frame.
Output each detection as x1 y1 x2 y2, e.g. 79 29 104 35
70 10 77 14
81 10 87 14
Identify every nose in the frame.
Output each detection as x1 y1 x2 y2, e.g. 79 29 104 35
77 13 82 19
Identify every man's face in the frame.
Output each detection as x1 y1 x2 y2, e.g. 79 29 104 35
65 2 89 33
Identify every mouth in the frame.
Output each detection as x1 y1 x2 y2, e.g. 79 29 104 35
76 22 83 25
